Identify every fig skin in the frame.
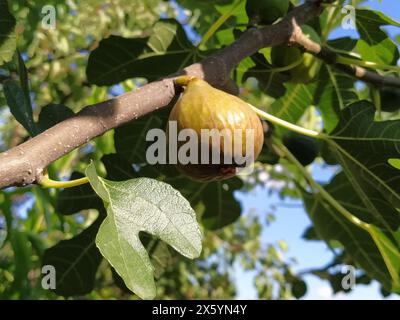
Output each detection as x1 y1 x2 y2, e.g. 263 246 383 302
168 77 264 182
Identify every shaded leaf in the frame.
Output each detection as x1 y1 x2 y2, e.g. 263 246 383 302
56 172 103 215
102 153 137 181
328 37 358 52
200 179 243 230
38 104 75 132
114 108 170 164
302 186 400 292
327 101 400 230
42 217 103 296
87 19 197 85
3 79 36 136
243 52 288 99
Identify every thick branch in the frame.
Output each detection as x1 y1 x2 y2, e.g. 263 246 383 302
0 2 324 189
289 22 400 88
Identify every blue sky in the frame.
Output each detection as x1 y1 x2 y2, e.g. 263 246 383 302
234 0 400 300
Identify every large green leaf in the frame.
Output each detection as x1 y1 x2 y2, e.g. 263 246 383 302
356 9 400 65
313 65 358 133
200 179 243 230
102 156 244 231
268 83 315 124
0 0 16 65
42 217 103 296
327 101 400 230
316 172 399 232
302 183 400 292
86 162 202 299
86 19 197 85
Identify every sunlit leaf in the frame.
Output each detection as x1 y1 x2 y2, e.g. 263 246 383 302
86 162 202 299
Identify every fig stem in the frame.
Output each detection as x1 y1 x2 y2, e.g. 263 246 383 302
239 55 304 73
174 75 195 86
39 173 89 189
336 56 400 72
249 104 321 138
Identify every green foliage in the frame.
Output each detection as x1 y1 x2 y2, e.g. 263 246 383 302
380 87 400 112
42 217 103 296
0 0 16 65
302 174 400 292
0 0 400 301
245 0 289 25
3 79 36 136
283 132 320 167
87 19 198 85
327 101 400 227
356 9 400 65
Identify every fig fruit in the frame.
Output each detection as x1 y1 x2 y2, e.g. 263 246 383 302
168 77 264 182
283 132 320 166
246 0 289 25
271 26 321 84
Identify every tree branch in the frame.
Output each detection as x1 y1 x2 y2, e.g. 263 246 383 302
0 1 325 189
289 22 400 88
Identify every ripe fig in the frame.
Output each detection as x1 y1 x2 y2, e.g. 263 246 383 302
168 77 264 182
246 0 289 25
